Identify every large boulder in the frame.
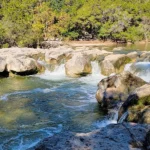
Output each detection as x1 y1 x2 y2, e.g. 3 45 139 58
96 72 146 108
65 54 92 78
126 51 140 62
0 57 8 77
0 57 6 72
100 54 131 76
29 123 150 150
120 84 150 123
139 51 150 62
45 47 72 64
6 56 42 75
83 49 112 61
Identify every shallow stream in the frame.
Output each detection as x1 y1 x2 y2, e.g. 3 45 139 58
0 46 150 150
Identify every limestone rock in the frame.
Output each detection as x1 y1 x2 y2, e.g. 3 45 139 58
127 52 140 62
65 54 92 77
83 49 112 61
96 72 146 108
29 123 150 150
100 54 131 76
0 57 6 72
120 84 150 123
140 108 150 124
6 56 40 75
45 47 72 64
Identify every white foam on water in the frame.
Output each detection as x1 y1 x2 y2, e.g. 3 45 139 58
94 103 123 128
79 61 106 85
1 124 62 150
0 88 55 101
62 103 88 111
94 119 117 128
94 110 118 128
124 63 132 71
17 138 41 150
35 64 68 81
124 62 150 82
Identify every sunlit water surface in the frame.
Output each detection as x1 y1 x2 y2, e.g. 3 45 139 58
0 62 107 150
0 47 150 149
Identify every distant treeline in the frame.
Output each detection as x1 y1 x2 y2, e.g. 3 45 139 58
0 0 150 48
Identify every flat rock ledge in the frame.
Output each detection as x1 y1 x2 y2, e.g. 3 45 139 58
29 123 150 150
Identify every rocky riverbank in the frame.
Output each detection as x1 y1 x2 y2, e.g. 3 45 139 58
0 45 150 77
29 123 150 150
0 45 150 150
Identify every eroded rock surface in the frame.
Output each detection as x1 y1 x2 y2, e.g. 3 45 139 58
100 54 131 76
120 84 150 123
96 72 146 108
29 123 150 150
65 54 92 77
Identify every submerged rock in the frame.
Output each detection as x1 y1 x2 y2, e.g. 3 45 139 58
100 54 131 76
29 123 150 150
96 72 146 108
65 54 92 77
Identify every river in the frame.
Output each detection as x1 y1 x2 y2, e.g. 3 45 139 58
0 45 150 150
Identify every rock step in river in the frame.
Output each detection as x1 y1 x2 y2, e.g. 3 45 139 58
0 46 150 150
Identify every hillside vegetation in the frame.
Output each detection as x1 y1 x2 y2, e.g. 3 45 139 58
0 0 150 48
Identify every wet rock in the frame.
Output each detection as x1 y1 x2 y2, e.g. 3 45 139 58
100 54 131 76
29 123 150 150
120 84 150 123
144 130 150 150
96 72 146 108
65 54 92 78
140 108 150 124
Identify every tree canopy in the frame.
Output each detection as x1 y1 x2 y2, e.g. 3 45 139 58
0 0 150 47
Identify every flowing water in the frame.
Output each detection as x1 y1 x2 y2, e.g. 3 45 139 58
0 48 150 149
0 62 108 150
124 62 150 82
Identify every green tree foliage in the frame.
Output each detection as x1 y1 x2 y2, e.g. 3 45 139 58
0 0 150 47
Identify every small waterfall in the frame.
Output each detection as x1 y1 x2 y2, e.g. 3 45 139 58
118 111 128 123
37 59 47 68
124 62 150 82
91 61 101 75
95 102 123 128
78 61 105 85
35 63 67 81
